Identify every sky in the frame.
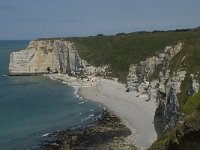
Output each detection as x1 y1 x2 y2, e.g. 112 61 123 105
0 0 200 40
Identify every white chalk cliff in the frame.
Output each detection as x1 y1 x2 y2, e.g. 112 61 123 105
9 40 82 75
127 42 199 136
9 39 108 77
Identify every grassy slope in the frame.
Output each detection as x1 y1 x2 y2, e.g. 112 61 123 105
66 29 200 83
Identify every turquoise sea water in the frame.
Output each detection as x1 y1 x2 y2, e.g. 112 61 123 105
0 41 101 150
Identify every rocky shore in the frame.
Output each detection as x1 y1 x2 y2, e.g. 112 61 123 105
44 73 101 89
38 111 136 150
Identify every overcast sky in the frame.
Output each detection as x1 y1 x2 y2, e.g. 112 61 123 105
0 0 200 40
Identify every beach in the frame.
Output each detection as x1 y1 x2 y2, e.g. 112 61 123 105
46 74 157 150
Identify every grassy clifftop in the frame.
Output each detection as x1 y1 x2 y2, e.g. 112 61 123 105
67 28 200 83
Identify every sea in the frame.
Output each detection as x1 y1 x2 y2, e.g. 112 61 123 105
0 40 102 150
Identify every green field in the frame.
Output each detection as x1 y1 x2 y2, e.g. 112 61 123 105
66 28 200 83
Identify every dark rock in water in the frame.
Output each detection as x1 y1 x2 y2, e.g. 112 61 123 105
37 111 136 150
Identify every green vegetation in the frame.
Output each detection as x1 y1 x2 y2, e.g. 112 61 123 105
149 129 178 150
177 74 190 108
183 93 200 114
149 110 200 150
69 32 178 82
150 90 200 150
65 28 200 83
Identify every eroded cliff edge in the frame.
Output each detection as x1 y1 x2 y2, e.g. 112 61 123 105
127 42 199 137
9 40 82 75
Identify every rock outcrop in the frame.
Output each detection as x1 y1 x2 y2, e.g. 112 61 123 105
127 42 183 93
9 39 108 77
126 42 199 136
188 74 199 96
9 40 82 75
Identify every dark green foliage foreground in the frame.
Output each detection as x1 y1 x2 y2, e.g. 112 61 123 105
149 109 200 150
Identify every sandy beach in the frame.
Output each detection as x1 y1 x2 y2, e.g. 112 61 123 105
46 74 157 150
79 79 157 150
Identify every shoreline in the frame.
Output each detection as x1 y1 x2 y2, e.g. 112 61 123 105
45 73 157 150
40 110 136 150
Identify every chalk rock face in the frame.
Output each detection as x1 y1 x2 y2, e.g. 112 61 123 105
68 45 82 75
127 64 138 91
127 41 199 136
188 74 199 96
9 40 81 75
163 71 186 127
127 42 187 134
127 42 183 93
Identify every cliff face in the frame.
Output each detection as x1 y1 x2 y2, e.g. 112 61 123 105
127 42 199 137
9 40 81 75
127 43 183 93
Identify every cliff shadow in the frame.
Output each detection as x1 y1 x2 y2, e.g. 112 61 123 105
154 101 167 138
